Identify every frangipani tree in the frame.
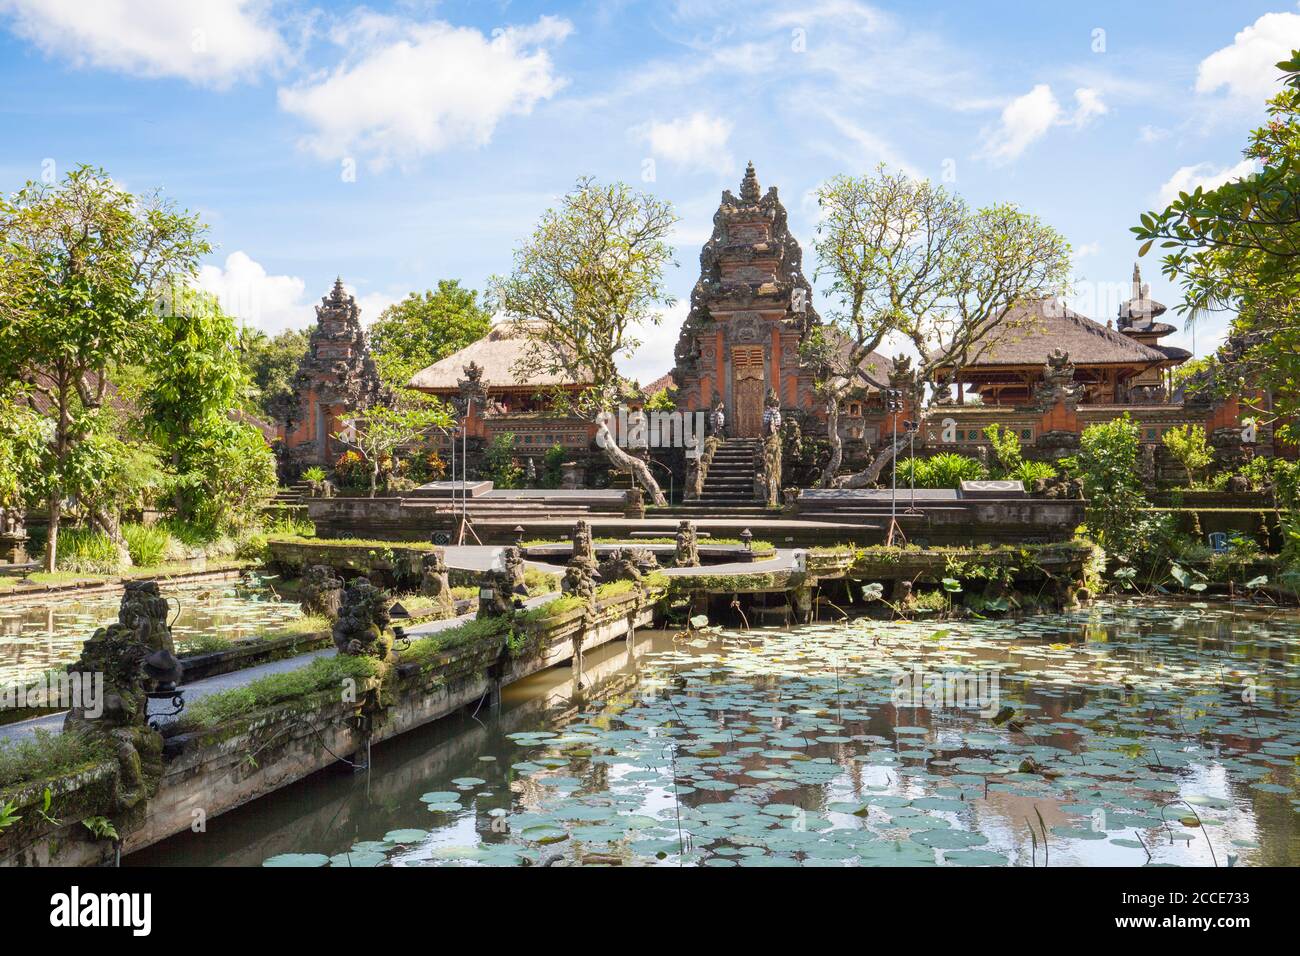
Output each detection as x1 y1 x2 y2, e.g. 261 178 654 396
334 400 452 498
490 177 678 506
811 166 1072 486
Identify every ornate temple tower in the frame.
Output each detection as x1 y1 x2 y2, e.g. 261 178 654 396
274 278 388 472
672 162 823 438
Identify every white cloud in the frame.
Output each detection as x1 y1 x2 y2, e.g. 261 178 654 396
1156 158 1258 207
278 15 572 167
621 302 687 384
815 106 919 178
1196 12 1300 101
1138 124 1169 144
976 85 1107 164
1075 242 1101 258
633 112 734 173
0 0 286 87
198 253 403 332
198 251 309 333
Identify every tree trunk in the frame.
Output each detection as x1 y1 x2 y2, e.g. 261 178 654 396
44 495 60 573
818 393 843 487
369 461 379 499
91 507 132 569
835 434 906 489
596 419 667 507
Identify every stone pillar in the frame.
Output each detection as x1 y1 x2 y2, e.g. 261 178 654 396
624 486 645 518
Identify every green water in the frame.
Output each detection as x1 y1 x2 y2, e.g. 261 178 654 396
131 599 1300 867
0 583 302 688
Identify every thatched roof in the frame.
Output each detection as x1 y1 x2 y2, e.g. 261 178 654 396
408 320 592 392
963 298 1169 368
643 372 675 396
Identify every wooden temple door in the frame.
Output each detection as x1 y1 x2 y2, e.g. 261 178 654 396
732 346 765 438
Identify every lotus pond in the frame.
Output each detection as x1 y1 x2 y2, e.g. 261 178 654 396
0 581 302 689
134 599 1299 867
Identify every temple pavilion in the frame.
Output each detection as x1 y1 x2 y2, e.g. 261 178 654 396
941 266 1190 407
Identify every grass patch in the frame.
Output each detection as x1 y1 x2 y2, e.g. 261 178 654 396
263 514 316 537
0 729 110 791
400 616 511 669
524 567 560 596
174 654 381 731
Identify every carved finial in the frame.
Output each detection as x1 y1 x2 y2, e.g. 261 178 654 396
740 161 760 202
1132 262 1142 299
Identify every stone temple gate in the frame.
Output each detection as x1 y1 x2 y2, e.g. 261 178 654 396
672 162 824 438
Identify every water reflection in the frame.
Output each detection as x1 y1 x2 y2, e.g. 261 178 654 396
131 600 1300 868
0 584 302 688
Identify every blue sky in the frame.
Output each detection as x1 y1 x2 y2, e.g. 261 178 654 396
1 0 1296 382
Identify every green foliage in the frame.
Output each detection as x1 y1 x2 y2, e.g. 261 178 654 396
176 654 381 730
333 400 452 497
401 616 511 669
810 166 1071 416
122 522 171 567
982 423 1023 477
541 443 567 489
168 418 277 532
301 466 326 483
0 728 109 790
897 453 988 489
144 287 247 449
1006 460 1058 486
237 327 309 421
1161 424 1213 487
263 513 316 537
645 387 677 411
81 816 119 841
1075 415 1170 566
0 389 47 509
368 280 492 392
481 432 523 489
489 176 678 424
1132 51 1300 435
54 526 122 574
0 164 211 572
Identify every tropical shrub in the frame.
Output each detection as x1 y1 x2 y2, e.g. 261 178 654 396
1075 414 1170 566
921 453 988 488
541 443 567 489
895 454 988 488
333 450 374 491
1007 460 1058 486
1161 424 1213 488
54 527 121 574
482 433 523 489
982 423 1023 477
122 522 171 567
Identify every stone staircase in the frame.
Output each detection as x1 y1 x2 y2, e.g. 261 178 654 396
678 439 764 514
266 482 310 519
